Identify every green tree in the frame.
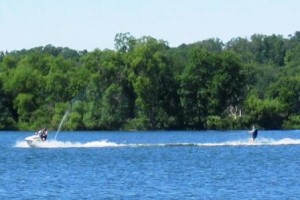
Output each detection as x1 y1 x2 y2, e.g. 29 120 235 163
127 36 177 129
244 94 285 129
178 48 213 129
100 84 129 129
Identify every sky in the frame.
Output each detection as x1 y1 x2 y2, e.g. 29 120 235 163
0 0 299 52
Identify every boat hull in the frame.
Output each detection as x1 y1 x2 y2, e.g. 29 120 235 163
25 135 43 147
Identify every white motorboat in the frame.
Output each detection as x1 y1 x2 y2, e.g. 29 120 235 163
25 134 43 147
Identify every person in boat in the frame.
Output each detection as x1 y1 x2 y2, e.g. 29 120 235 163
248 125 258 141
40 128 48 141
35 128 48 141
35 129 43 136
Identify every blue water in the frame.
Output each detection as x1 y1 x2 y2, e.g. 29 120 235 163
1 130 300 199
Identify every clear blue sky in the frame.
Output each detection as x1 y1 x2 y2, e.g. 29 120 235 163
1 0 299 51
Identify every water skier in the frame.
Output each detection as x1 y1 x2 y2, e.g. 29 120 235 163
248 125 258 142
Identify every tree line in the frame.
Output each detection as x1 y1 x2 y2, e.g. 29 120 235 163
0 32 300 130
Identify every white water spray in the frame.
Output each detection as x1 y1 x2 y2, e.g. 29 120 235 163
14 137 300 149
54 110 70 140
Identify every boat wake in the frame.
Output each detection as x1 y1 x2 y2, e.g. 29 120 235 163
130 138 300 147
14 137 300 148
14 139 123 148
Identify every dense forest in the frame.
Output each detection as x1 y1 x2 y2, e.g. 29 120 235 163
0 32 300 131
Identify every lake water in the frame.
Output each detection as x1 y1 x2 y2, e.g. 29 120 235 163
1 130 300 199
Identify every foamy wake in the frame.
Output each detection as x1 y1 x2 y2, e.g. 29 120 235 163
14 138 300 148
14 139 124 148
193 138 300 147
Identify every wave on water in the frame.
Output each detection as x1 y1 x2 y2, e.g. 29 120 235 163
194 138 300 147
129 138 300 147
14 137 300 148
14 139 124 148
